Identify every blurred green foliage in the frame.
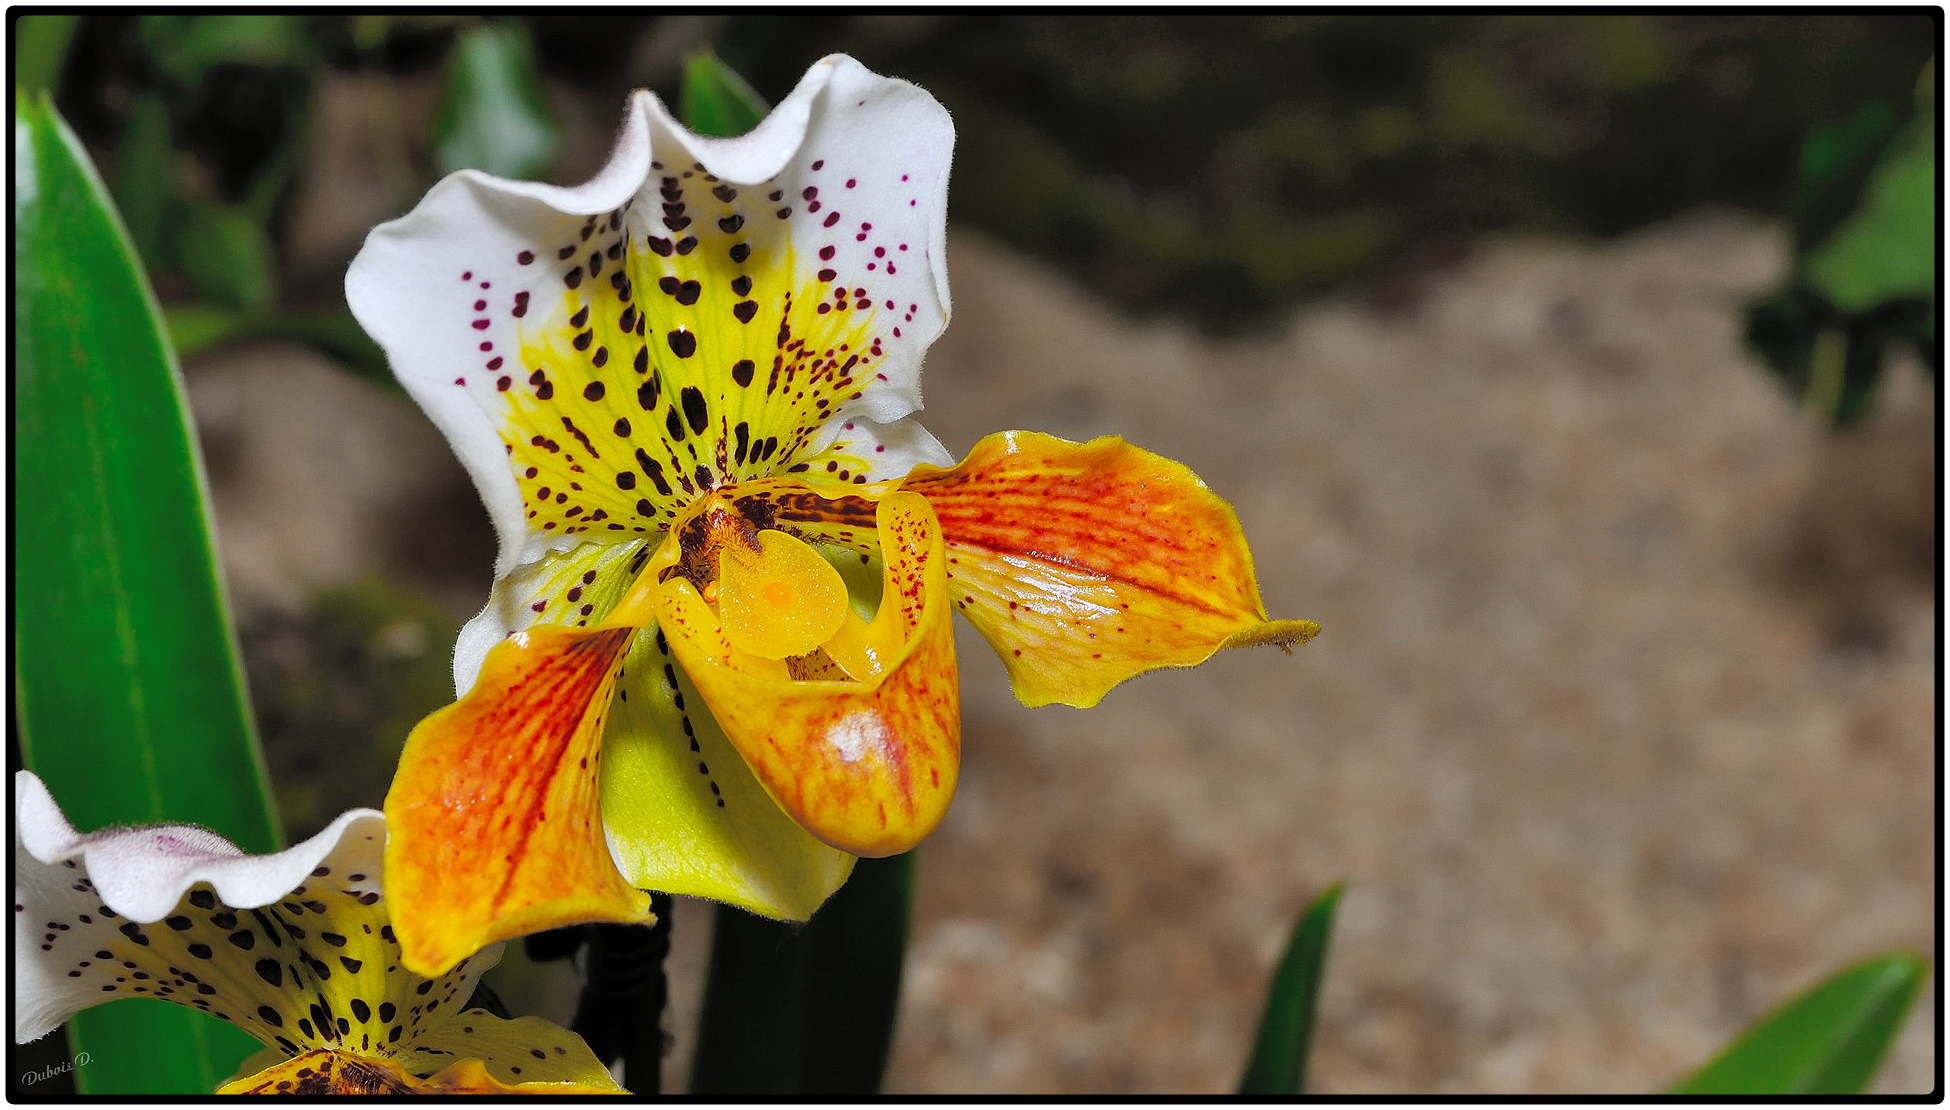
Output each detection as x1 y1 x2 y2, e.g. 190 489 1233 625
13 13 78 93
47 13 1937 340
680 49 769 138
242 578 461 843
1746 61 1935 424
713 13 1936 328
433 21 559 178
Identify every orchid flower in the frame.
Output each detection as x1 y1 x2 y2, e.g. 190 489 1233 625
347 54 1317 977
10 772 622 1095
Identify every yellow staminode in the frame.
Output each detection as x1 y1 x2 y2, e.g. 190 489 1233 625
718 529 851 661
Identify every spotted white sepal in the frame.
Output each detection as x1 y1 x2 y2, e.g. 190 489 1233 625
11 771 382 1043
347 53 955 584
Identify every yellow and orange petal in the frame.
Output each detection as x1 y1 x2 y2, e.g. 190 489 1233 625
384 624 653 977
902 430 1318 709
655 491 958 856
443 527 859 924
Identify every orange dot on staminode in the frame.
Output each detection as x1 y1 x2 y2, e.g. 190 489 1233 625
717 529 848 660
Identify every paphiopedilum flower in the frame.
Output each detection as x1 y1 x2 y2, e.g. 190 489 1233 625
10 772 622 1095
347 54 1317 976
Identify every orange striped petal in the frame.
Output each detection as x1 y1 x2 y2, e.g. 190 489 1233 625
904 430 1319 709
655 491 958 857
384 625 653 977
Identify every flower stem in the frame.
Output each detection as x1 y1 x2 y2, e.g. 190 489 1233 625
566 895 674 1093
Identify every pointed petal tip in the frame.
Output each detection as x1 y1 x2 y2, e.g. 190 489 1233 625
1222 618 1322 654
906 430 1317 709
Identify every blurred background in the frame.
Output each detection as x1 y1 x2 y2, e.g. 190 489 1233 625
22 12 1938 1093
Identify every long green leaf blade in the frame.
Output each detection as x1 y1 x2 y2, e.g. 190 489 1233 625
1238 882 1344 1095
1670 951 1929 1095
690 852 914 1094
13 91 281 1095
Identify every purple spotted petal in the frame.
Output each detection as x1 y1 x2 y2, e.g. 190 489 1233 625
11 772 492 1058
347 54 954 579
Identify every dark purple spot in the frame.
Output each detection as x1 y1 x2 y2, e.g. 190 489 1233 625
681 387 708 434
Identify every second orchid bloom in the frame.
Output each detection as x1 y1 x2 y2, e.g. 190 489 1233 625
348 55 1317 977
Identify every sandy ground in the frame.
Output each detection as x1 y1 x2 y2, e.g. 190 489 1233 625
188 212 1936 1094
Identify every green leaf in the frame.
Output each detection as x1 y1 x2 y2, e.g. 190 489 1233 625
13 13 79 93
1238 882 1343 1095
690 852 914 1094
174 200 277 315
432 21 558 179
1671 952 1929 1095
679 50 768 138
13 92 281 1094
1802 98 1935 313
